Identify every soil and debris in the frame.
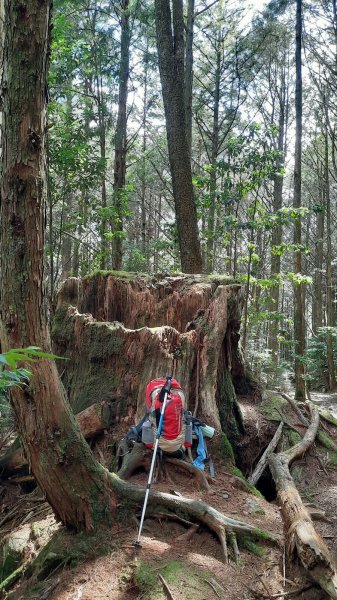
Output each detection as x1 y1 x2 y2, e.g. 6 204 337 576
1 391 337 600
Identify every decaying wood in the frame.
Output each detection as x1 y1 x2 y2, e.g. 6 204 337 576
0 402 114 477
248 421 283 485
308 508 332 524
276 391 337 452
278 392 308 426
268 405 337 598
76 401 114 438
0 438 25 476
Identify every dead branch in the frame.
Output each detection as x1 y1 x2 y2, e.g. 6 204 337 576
159 573 176 600
205 578 221 597
249 421 283 485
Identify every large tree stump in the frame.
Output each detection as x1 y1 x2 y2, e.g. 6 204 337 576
52 273 246 441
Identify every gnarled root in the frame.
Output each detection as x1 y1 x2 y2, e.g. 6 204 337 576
117 441 149 479
117 442 210 491
110 473 279 563
268 405 337 599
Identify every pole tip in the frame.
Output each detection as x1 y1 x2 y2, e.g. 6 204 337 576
133 540 142 553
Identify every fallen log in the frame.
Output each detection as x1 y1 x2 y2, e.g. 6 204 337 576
268 405 337 598
0 402 114 477
248 421 283 485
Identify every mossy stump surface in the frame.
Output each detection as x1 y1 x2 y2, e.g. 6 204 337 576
52 273 247 441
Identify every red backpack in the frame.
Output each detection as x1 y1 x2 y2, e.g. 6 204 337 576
145 378 186 448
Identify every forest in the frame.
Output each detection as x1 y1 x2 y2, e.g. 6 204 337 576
0 0 337 598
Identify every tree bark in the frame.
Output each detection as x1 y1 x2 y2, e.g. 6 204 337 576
141 40 149 265
184 0 195 156
0 402 115 477
155 0 203 274
324 126 337 390
269 66 286 364
0 0 118 530
312 178 324 335
206 34 221 274
293 0 306 401
112 0 130 270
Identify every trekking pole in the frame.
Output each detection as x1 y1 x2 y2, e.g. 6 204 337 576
134 375 172 550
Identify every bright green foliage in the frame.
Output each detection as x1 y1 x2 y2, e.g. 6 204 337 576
304 328 337 390
0 348 64 432
240 537 266 557
196 124 284 246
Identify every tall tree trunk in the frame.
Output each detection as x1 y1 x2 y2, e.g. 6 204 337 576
324 126 337 390
155 0 203 274
184 0 195 156
293 0 306 401
242 195 258 355
312 171 324 335
99 124 108 269
0 0 115 530
141 41 149 264
112 0 130 270
61 221 72 279
206 35 221 274
269 69 286 365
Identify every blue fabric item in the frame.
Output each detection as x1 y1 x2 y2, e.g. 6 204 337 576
192 424 207 471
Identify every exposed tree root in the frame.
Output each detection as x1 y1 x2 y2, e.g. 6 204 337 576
268 405 337 598
117 441 210 490
110 473 279 563
276 391 337 452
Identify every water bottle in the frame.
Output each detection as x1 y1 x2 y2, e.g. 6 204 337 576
141 420 154 447
200 424 215 439
184 411 193 447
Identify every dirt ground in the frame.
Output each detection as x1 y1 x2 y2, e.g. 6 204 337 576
3 392 337 600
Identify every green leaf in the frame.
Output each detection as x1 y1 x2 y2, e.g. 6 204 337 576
0 355 9 366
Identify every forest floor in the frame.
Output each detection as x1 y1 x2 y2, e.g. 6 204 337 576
2 391 337 600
